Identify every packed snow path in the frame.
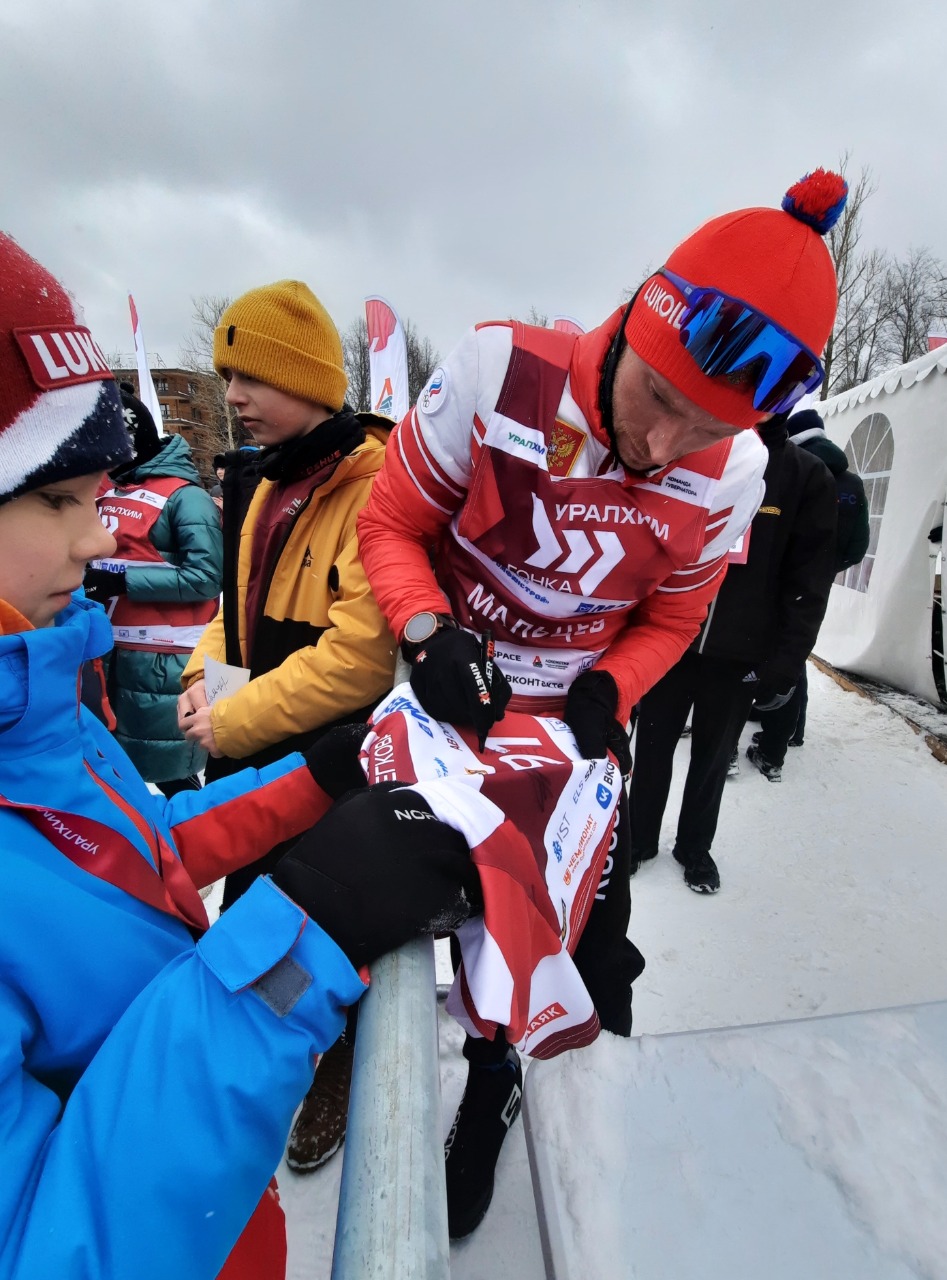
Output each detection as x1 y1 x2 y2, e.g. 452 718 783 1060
278 665 947 1279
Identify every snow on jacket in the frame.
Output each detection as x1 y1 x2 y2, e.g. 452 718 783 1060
96 432 223 782
357 317 767 722
692 418 838 684
183 415 396 763
0 594 366 1280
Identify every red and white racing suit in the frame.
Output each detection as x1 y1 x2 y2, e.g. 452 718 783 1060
358 315 766 723
357 316 766 1047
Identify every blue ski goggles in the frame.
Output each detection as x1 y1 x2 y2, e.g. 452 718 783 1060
660 268 825 414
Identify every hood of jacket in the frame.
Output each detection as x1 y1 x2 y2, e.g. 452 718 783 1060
0 595 112 760
111 431 203 488
789 423 849 476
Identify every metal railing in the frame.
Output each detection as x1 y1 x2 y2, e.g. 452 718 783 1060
331 937 450 1279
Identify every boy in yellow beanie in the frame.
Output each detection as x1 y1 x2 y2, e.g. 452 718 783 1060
178 279 397 1172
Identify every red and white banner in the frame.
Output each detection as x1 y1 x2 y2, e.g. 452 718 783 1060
928 333 947 352
365 295 409 421
551 315 586 336
128 295 166 436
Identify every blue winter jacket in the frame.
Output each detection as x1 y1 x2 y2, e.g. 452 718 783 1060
0 596 366 1280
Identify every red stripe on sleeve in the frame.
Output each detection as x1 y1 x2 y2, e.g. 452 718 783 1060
172 766 334 889
395 425 456 514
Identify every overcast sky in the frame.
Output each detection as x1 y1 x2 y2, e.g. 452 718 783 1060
3 0 945 370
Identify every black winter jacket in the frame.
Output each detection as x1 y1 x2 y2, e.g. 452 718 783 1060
786 410 870 573
692 419 838 685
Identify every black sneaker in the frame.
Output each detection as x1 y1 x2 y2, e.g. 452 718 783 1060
674 848 720 894
746 743 782 782
788 734 804 748
445 1048 523 1239
726 748 740 779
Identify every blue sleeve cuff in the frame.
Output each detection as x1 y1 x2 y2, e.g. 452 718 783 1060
197 877 367 1025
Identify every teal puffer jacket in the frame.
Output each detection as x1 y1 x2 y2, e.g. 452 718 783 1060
103 434 223 783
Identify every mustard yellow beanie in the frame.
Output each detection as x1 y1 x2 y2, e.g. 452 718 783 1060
213 280 347 411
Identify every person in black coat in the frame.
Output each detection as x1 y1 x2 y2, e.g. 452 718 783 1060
754 407 870 757
629 415 838 893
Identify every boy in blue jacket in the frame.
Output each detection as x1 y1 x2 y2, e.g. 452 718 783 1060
0 231 481 1280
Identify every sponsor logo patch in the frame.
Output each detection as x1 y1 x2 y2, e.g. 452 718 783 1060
14 326 113 390
419 366 449 415
525 1002 567 1039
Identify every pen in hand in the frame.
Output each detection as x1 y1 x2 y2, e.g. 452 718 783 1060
478 628 494 753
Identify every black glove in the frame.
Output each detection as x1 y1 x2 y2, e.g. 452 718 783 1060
407 626 511 744
564 670 632 774
303 722 371 799
272 783 484 969
83 566 127 603
753 682 796 713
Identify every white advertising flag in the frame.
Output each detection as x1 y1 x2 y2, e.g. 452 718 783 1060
365 295 409 421
127 294 167 435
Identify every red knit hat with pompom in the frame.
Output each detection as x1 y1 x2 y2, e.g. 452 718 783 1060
625 169 848 429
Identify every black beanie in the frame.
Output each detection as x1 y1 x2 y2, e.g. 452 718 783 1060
119 382 162 465
786 408 826 439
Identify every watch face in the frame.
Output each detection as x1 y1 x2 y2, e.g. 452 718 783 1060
404 612 438 644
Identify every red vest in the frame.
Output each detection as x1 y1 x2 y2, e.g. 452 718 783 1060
438 324 732 711
96 477 218 653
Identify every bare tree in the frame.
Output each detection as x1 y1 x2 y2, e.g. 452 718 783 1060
180 294 243 454
823 158 947 396
878 246 947 368
511 305 550 328
404 318 438 405
341 317 371 411
821 161 894 396
620 261 657 304
341 315 439 413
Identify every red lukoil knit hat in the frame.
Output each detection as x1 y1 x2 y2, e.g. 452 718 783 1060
0 232 131 503
625 169 848 429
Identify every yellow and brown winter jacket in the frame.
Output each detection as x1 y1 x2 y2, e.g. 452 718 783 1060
183 415 396 762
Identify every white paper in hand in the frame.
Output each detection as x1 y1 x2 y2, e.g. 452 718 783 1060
204 655 250 705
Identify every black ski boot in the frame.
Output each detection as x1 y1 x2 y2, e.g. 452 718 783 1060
445 1045 523 1239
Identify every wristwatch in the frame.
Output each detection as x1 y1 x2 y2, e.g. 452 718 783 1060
401 611 458 660
403 611 443 645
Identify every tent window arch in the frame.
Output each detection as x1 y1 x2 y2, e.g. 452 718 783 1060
840 412 894 593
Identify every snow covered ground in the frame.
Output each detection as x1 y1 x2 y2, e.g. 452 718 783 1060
275 665 947 1279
